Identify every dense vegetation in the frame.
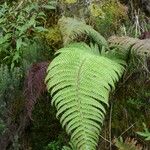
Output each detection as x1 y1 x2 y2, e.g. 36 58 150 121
0 0 150 150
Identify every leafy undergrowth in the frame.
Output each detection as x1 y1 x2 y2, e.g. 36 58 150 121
0 0 150 150
27 96 69 150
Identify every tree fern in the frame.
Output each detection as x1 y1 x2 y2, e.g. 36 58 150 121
58 17 108 48
45 42 125 150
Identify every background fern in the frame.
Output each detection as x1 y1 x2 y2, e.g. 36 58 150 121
45 42 125 149
58 17 108 48
108 36 150 57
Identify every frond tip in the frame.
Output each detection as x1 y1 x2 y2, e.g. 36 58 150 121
45 42 125 150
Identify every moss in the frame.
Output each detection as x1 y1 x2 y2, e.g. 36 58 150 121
89 0 128 37
62 0 77 4
43 26 63 50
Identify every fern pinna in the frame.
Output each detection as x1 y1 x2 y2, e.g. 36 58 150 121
45 42 125 150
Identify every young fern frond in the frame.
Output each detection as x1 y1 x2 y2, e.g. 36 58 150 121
45 43 125 150
108 36 150 57
58 17 108 48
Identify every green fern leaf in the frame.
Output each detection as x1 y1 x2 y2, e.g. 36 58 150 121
58 17 108 48
45 43 125 150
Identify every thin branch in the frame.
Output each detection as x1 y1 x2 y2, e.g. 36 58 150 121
118 122 136 138
99 135 113 145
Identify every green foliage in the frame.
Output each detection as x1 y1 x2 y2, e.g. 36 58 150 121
127 98 146 109
0 65 22 134
58 17 108 47
0 119 6 135
0 0 56 68
46 141 61 150
44 25 63 50
0 65 22 106
45 42 125 149
45 137 66 150
21 38 53 71
62 0 77 4
137 123 150 141
0 0 150 148
29 96 67 150
89 3 105 18
89 0 128 37
110 58 150 141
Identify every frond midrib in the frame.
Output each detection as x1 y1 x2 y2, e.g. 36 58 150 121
74 57 90 149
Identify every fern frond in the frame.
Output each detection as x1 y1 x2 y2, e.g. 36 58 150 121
114 137 143 150
137 123 150 141
108 36 150 57
58 17 108 48
45 43 125 150
24 61 49 118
